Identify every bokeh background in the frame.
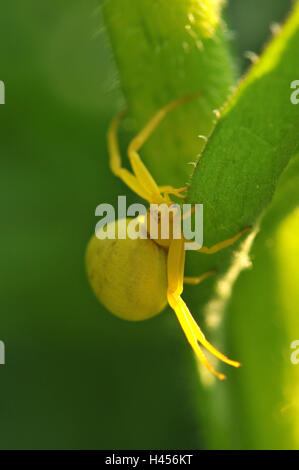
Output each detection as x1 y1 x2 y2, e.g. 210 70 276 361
0 0 296 449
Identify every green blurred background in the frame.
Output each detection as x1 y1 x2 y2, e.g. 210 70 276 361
0 0 296 449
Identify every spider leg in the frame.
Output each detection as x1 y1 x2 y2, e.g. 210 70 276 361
184 270 217 285
108 95 200 204
107 110 153 201
167 239 240 380
159 186 187 199
197 227 251 254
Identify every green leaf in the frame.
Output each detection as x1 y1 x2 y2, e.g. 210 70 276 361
187 1 299 245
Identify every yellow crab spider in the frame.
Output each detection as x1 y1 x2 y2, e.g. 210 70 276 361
86 96 250 380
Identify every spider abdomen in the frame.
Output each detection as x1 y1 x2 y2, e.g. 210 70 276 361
86 219 168 321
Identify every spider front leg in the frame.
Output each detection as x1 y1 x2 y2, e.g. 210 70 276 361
107 110 155 202
127 98 194 204
167 239 240 380
108 95 199 204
